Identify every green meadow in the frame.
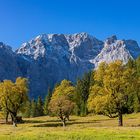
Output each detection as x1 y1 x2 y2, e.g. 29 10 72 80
0 113 140 140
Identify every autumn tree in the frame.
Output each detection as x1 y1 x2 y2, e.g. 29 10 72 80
48 79 75 127
88 61 135 126
0 77 28 127
0 108 9 123
49 96 74 127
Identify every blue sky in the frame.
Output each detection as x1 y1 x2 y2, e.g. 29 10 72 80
0 0 140 49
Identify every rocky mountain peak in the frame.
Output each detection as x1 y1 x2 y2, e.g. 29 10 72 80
124 39 140 58
65 32 90 46
105 35 117 45
92 36 140 68
0 42 12 52
1 33 140 98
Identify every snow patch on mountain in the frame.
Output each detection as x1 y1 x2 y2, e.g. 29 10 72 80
14 33 140 98
91 36 140 68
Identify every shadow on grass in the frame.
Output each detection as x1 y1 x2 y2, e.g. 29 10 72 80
0 122 12 125
32 120 100 127
131 124 140 127
24 119 77 124
24 120 48 124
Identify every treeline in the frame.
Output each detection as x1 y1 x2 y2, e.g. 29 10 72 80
23 89 52 118
1 58 140 127
45 57 140 126
23 71 93 118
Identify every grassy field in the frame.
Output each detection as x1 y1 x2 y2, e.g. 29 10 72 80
0 113 140 140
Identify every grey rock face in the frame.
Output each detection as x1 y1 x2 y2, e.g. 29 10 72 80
0 33 140 98
16 33 104 97
92 36 140 68
0 42 22 81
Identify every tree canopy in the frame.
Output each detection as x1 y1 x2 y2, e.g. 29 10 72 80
0 77 29 126
88 61 135 126
48 79 75 127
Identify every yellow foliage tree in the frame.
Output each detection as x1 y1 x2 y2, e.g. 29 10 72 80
88 61 135 126
0 77 28 127
49 79 75 127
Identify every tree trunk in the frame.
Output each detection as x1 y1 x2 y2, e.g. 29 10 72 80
13 116 17 127
66 115 70 121
13 119 17 127
62 119 66 127
118 112 123 126
5 111 9 124
11 113 17 127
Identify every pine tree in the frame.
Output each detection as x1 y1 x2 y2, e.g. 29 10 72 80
30 99 37 117
36 96 44 116
75 72 92 116
132 57 140 112
23 100 31 118
125 58 140 113
43 88 52 115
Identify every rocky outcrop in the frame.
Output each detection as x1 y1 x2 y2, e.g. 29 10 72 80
91 36 137 68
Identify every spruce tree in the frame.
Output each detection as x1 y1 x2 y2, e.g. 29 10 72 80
30 99 37 117
43 88 52 115
23 100 31 118
36 96 44 116
75 72 92 116
132 57 140 112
